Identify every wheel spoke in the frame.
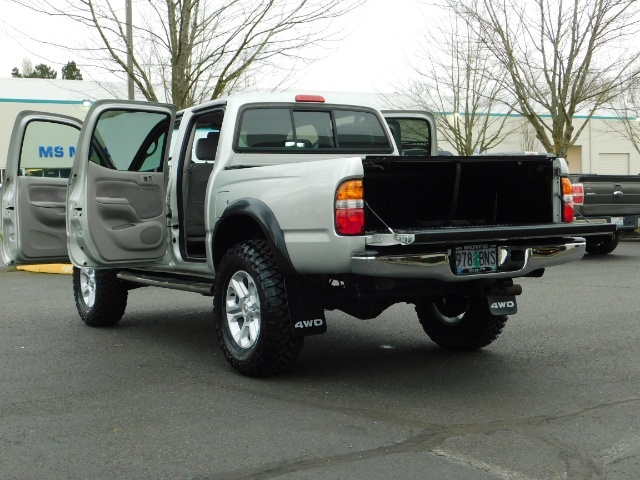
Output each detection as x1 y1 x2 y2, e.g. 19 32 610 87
247 317 260 343
225 300 242 318
228 319 242 340
238 322 251 348
229 278 249 300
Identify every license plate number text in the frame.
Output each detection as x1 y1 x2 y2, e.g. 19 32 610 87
455 245 497 274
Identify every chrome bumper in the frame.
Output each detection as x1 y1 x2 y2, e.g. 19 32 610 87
350 239 586 281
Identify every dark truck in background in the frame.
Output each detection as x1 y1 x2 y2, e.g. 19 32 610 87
570 174 640 254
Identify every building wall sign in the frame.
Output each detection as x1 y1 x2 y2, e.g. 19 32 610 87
37 145 77 159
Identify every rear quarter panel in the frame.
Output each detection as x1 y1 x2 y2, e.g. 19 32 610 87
208 156 366 274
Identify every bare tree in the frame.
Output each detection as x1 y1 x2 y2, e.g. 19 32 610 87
14 58 34 77
399 12 514 155
444 0 640 159
606 85 640 155
11 0 364 109
519 118 543 152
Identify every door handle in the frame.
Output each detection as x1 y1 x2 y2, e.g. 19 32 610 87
140 175 153 184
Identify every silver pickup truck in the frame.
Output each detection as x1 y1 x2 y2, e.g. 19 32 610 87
2 92 614 376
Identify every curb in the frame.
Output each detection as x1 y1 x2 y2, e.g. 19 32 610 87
16 264 74 275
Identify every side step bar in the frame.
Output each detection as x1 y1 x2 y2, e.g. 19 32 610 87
117 270 215 296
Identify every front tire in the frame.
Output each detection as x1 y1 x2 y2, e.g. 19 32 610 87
73 267 128 326
416 296 507 350
585 233 620 255
213 240 303 377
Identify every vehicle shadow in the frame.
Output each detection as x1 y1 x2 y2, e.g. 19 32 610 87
104 298 519 391
89 291 546 400
291 326 513 388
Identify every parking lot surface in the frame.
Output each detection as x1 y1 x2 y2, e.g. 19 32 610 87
1 241 640 479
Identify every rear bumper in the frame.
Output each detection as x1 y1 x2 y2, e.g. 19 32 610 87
574 215 639 232
351 238 586 281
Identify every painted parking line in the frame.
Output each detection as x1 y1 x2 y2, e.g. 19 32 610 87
16 264 73 275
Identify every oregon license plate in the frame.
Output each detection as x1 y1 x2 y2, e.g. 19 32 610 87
454 244 497 274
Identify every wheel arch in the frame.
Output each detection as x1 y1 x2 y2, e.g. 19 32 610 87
211 198 297 276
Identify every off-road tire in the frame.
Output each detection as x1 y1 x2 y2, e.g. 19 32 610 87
213 240 303 377
73 267 128 327
585 233 620 255
416 296 507 350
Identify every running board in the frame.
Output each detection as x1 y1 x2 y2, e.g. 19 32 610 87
117 270 214 296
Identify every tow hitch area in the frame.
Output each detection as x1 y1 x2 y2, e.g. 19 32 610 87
488 296 518 315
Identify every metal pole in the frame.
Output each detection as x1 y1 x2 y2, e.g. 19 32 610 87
126 0 134 100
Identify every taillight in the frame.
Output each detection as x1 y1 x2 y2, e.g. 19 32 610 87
572 182 584 205
335 180 364 235
561 177 574 223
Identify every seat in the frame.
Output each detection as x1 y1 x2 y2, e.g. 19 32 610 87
186 132 219 242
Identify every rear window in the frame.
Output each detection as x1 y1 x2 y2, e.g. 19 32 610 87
236 106 392 153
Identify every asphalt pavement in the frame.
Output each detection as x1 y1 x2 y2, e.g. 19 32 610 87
1 241 640 479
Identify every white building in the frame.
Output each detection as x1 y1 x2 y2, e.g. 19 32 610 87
1 78 639 182
439 114 640 175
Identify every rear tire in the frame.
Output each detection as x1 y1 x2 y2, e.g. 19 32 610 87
585 233 620 255
416 296 507 350
73 267 128 327
213 240 303 377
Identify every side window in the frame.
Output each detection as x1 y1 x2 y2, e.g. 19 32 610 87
19 120 80 178
89 110 171 172
392 118 431 155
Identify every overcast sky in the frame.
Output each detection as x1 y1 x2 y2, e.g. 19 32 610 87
0 0 428 94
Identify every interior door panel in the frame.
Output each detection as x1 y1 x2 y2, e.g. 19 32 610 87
86 162 166 260
15 177 68 259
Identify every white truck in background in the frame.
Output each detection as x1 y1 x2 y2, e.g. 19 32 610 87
2 92 614 376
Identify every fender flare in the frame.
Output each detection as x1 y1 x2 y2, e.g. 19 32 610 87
211 198 297 276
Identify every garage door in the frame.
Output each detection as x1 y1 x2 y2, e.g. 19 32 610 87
598 153 629 174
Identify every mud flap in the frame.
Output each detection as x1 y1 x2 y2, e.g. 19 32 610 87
285 277 327 336
488 295 517 315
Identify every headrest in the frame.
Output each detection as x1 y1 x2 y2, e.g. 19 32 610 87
195 132 220 160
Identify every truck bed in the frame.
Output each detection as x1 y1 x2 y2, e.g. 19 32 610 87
364 155 556 232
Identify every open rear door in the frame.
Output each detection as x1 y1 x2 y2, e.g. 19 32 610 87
2 112 82 265
67 100 176 268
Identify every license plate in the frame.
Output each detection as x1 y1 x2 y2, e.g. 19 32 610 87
611 216 624 226
454 244 497 274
